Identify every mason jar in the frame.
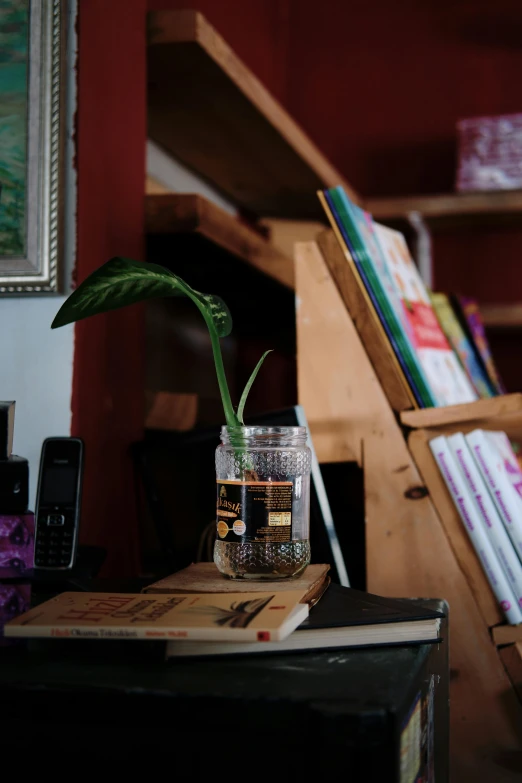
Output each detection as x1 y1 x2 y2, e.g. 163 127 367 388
214 425 312 580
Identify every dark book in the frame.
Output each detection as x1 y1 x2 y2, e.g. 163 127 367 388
165 582 445 659
0 401 15 460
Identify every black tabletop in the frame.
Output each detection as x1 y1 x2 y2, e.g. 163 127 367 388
0 577 448 779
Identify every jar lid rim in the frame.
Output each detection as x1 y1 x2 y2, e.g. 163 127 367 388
221 425 306 435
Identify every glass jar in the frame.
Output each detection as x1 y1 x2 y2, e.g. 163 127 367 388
214 425 312 580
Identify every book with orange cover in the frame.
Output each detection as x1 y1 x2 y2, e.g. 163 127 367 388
3 590 309 643
141 562 331 607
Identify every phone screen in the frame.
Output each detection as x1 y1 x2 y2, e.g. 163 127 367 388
41 466 77 505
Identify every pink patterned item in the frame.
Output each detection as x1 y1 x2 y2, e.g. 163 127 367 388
456 113 522 192
0 582 31 646
0 513 35 571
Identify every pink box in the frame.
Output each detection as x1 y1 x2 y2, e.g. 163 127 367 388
456 113 522 191
0 581 31 646
0 513 35 571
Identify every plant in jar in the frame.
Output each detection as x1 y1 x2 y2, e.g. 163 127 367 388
52 257 311 579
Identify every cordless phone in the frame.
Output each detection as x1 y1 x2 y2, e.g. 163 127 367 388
33 437 84 571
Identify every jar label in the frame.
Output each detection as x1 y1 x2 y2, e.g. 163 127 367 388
216 481 293 543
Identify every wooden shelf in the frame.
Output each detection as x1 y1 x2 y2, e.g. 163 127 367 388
145 193 294 289
147 10 359 220
365 189 522 230
481 303 522 329
400 393 522 430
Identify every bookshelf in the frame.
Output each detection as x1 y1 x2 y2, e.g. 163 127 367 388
147 9 359 220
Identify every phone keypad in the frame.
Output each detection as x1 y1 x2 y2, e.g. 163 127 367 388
34 509 76 569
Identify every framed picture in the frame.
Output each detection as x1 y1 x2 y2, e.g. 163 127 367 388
0 0 66 294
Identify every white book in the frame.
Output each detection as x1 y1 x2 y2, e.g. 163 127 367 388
447 432 522 610
430 435 522 625
486 431 522 501
465 429 522 564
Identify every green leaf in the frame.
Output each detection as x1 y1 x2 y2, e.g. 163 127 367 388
236 350 273 424
51 256 233 337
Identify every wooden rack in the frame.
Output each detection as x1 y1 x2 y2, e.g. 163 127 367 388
295 231 522 783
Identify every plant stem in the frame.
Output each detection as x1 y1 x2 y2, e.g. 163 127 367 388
207 318 239 427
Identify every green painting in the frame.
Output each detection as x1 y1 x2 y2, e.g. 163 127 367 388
0 0 29 257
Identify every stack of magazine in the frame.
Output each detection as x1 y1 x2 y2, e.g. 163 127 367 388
430 429 522 625
318 186 505 408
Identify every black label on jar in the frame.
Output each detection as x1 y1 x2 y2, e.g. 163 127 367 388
216 481 294 544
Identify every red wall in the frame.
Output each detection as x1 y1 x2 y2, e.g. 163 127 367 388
74 0 146 577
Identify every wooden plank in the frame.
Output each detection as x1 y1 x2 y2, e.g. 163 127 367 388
147 10 359 219
499 643 522 703
145 391 198 432
316 228 415 412
295 240 393 465
366 189 522 230
260 218 327 260
493 626 522 646
401 394 522 430
145 193 294 289
408 428 504 629
145 175 170 195
481 303 522 329
364 430 522 782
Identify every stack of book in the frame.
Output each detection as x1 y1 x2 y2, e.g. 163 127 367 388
3 562 444 659
318 186 505 407
430 429 522 625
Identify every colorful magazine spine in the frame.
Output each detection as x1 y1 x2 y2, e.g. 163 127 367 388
319 189 423 408
451 295 506 395
465 429 522 563
430 291 496 398
447 432 522 610
430 434 522 624
324 186 436 408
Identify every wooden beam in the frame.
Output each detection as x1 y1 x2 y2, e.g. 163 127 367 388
145 193 294 289
147 9 359 219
